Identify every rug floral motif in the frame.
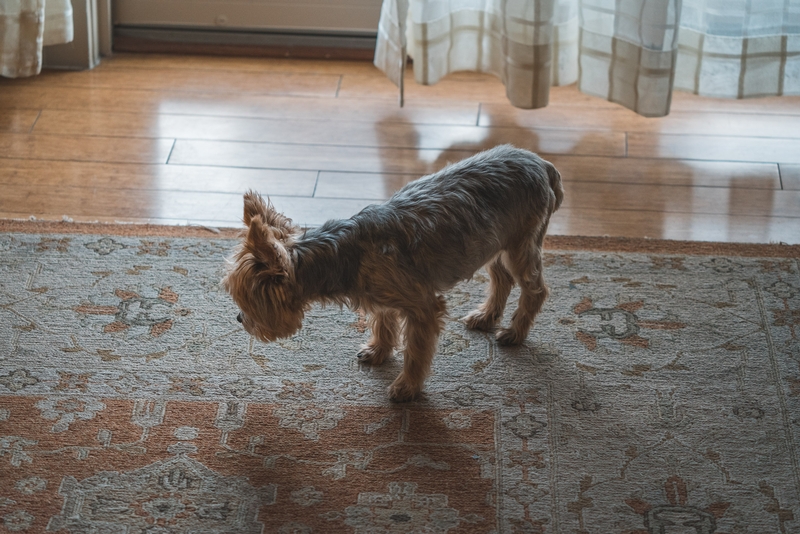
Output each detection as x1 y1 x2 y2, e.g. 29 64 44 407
0 226 799 533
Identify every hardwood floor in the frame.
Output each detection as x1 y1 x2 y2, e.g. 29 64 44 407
1 53 799 243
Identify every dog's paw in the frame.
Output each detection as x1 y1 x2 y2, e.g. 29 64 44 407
357 345 390 365
388 377 421 403
496 328 525 346
463 310 496 331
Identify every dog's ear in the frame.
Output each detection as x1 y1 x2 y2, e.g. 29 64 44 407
243 190 295 241
243 190 268 227
245 215 291 278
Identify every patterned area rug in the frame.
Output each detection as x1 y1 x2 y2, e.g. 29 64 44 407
1 221 799 534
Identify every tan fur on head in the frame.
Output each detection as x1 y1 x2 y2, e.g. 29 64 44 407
222 192 304 342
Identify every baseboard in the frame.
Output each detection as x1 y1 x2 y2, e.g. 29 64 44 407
113 26 377 60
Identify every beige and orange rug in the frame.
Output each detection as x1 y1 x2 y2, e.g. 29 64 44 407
1 220 799 533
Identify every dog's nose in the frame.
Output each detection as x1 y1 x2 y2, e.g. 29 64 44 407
236 312 243 323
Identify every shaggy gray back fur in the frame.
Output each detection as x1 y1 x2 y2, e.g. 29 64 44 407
293 145 562 299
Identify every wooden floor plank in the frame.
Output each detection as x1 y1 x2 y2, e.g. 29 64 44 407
781 165 800 191
96 53 382 75
0 184 238 221
0 211 238 228
0 159 318 196
547 156 780 189
168 141 463 174
0 86 480 126
0 133 174 164
155 96 480 126
627 133 800 164
550 208 800 244
0 184 375 228
481 105 800 139
315 172 412 199
0 68 341 97
564 182 800 219
0 109 39 133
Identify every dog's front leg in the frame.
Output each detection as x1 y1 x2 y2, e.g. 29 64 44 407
389 297 446 402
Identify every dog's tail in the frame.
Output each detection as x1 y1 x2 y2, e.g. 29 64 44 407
546 161 564 213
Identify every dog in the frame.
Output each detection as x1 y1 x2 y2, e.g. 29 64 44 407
223 144 564 401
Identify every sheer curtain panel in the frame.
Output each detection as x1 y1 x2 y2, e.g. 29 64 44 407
374 0 800 117
1 0 74 78
675 0 800 98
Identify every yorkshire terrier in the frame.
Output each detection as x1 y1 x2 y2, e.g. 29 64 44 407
223 145 564 401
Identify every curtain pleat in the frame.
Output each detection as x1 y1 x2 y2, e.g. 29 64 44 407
0 0 73 78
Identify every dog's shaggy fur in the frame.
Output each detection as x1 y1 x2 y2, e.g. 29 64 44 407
223 145 564 401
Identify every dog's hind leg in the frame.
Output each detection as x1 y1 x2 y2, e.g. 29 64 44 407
389 296 446 402
496 227 549 346
463 256 514 331
357 308 399 365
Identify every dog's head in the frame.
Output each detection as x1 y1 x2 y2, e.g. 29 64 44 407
222 190 305 342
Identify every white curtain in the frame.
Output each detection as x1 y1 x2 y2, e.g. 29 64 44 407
0 0 74 78
374 0 800 117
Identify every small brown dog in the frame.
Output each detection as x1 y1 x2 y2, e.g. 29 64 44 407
223 145 564 401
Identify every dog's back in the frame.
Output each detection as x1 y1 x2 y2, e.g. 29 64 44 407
347 145 561 289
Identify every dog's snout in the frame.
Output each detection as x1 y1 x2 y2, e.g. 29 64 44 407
236 312 243 323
